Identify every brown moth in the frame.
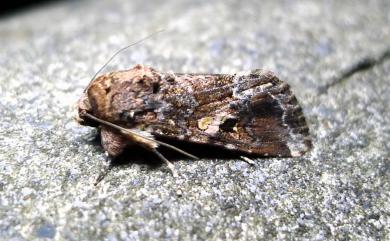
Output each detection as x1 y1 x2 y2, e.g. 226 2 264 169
77 64 311 182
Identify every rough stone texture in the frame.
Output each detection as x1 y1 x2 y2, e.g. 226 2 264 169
0 0 389 240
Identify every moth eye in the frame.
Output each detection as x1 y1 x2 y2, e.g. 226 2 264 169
119 111 134 122
220 117 238 132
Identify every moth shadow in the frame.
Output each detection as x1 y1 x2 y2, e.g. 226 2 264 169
154 137 251 160
87 134 162 169
87 133 256 169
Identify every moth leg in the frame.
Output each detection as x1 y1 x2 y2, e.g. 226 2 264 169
94 126 129 185
94 152 113 186
101 126 129 157
240 156 255 165
151 149 179 178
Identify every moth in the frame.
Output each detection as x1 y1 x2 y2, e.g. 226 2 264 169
77 63 311 182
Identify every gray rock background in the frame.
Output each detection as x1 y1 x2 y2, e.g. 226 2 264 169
0 0 389 240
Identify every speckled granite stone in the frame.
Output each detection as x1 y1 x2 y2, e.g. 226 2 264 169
0 0 389 240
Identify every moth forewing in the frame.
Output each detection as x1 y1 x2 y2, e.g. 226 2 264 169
77 64 311 182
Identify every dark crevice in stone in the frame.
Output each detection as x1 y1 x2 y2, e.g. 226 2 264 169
318 46 390 95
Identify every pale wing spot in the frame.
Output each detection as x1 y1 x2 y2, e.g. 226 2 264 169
225 144 236 150
205 125 220 135
198 116 213 130
168 119 175 126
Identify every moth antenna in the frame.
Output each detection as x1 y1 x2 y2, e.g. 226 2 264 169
85 29 165 92
81 112 199 160
156 141 199 160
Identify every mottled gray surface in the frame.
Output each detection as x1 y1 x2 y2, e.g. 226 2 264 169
0 0 389 240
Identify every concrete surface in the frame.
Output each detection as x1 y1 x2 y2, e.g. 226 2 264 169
0 0 389 240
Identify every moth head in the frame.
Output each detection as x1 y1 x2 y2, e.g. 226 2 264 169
77 65 161 127
76 72 115 127
76 91 96 126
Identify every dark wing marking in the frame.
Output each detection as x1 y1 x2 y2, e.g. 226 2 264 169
145 70 311 157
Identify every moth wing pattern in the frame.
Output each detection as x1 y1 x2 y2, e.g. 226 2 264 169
78 64 312 183
144 69 311 157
